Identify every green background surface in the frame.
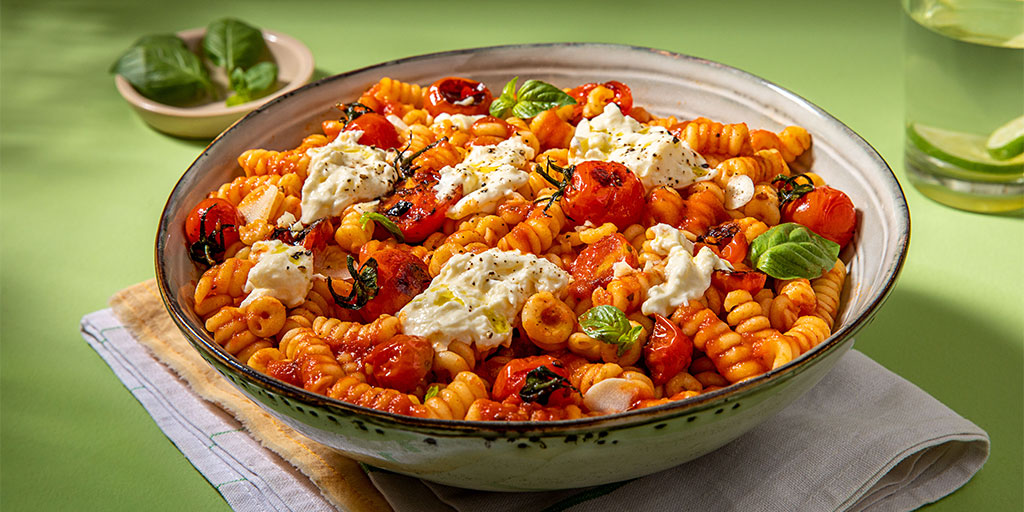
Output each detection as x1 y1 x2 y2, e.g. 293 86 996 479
1 0 1021 510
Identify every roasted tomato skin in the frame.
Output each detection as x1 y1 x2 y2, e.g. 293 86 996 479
782 186 857 248
643 314 694 386
185 198 242 248
376 179 461 243
344 112 401 150
568 80 634 117
562 161 645 229
569 233 639 298
710 270 768 294
365 334 433 393
492 355 576 407
356 248 431 322
694 223 748 265
424 77 493 116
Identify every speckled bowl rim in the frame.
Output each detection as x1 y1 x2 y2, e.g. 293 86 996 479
156 42 910 435
114 27 315 119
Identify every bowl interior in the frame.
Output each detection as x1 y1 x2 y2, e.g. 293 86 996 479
156 43 909 432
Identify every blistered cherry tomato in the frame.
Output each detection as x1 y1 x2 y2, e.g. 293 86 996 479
644 315 694 386
301 218 334 252
424 77 492 116
356 248 430 322
183 197 240 249
694 222 748 265
365 334 433 393
782 186 857 248
568 233 639 298
710 270 767 294
344 112 400 150
568 80 634 117
376 179 462 243
562 161 645 229
492 355 576 407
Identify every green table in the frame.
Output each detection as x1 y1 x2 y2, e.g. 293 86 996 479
2 0 1020 510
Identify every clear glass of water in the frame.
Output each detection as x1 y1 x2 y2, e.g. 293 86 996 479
903 0 1024 213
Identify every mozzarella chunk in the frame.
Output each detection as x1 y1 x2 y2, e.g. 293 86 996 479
642 246 732 317
434 136 534 219
299 130 397 224
570 104 712 191
399 248 569 353
240 240 313 308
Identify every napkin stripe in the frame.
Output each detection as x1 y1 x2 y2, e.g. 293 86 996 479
539 481 630 512
82 310 332 512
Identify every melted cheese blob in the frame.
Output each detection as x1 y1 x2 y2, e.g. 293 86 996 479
640 224 732 316
570 104 712 191
434 136 534 219
399 248 569 353
240 240 313 308
299 130 397 224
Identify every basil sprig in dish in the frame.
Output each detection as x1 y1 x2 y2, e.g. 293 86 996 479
748 222 840 280
111 18 279 107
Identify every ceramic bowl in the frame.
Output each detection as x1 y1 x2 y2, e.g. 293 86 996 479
114 27 314 139
155 43 910 491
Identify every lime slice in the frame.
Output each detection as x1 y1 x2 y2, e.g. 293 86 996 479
986 115 1024 160
907 123 1024 174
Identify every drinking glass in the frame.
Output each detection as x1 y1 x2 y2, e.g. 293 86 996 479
902 0 1024 213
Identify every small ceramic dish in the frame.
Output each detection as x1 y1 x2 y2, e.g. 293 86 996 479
155 43 910 491
114 27 314 139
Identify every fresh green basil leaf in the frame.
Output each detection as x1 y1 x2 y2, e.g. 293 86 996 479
510 79 576 118
616 325 644 356
244 61 277 93
490 78 576 119
489 95 516 118
749 223 840 280
359 212 405 243
501 77 518 98
229 66 248 94
203 18 265 71
424 384 440 401
111 38 214 105
579 305 632 344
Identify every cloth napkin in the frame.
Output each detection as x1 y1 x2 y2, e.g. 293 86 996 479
81 280 989 512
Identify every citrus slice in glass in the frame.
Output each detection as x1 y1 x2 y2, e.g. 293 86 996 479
907 123 1024 174
986 115 1024 160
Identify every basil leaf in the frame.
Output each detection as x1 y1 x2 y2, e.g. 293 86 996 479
424 384 440 401
226 62 278 106
579 305 631 344
511 79 575 118
359 212 405 243
202 18 266 71
489 77 576 119
618 325 644 356
489 76 518 118
748 223 840 280
110 36 214 105
519 365 575 405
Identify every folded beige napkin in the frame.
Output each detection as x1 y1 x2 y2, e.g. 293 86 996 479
85 279 990 512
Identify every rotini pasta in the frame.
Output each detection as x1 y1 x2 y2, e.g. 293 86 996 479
182 76 854 422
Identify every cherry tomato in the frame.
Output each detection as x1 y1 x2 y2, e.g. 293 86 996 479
562 161 645 229
782 186 857 248
365 334 433 393
376 179 462 243
492 355 577 407
710 270 767 294
644 315 694 386
568 233 639 299
424 77 493 117
694 222 748 265
568 80 634 117
185 198 242 264
356 248 431 322
301 218 334 251
344 112 401 150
